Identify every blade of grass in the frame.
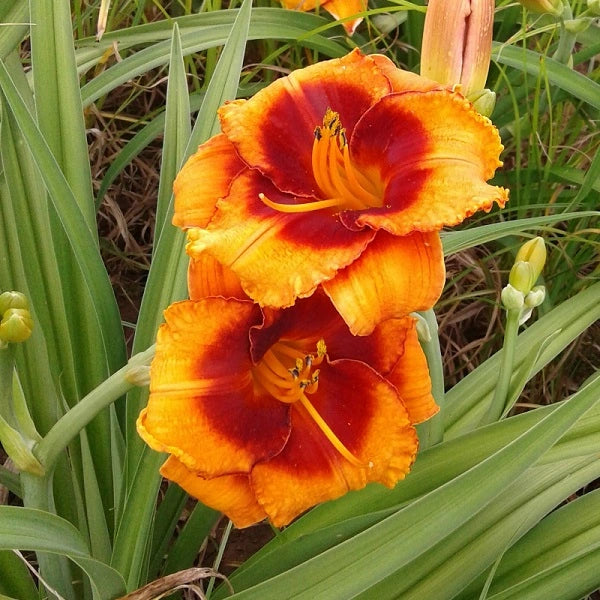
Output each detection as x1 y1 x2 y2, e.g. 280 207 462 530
78 9 347 107
155 23 191 244
0 60 125 390
29 0 126 533
0 1 28 60
0 507 126 600
441 211 599 256
0 551 38 600
492 42 600 110
361 457 600 599
226 395 600 591
484 489 600 599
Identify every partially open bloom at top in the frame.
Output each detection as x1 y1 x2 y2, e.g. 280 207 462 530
421 0 495 99
517 0 564 15
174 49 508 336
278 0 367 35
137 285 437 528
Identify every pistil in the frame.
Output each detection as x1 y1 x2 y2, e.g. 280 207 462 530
253 340 368 469
259 108 382 214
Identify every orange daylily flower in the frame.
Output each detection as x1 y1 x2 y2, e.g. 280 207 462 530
174 49 508 336
137 291 437 528
278 0 367 35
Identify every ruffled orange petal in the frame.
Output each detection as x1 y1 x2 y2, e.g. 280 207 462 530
137 299 291 476
186 169 375 308
341 90 508 236
187 252 246 301
323 231 445 336
218 49 391 198
173 134 245 229
161 456 267 529
250 359 417 527
370 54 443 94
387 320 438 424
322 0 367 34
279 0 366 34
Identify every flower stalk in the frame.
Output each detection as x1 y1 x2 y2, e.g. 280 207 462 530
415 309 445 448
34 345 155 471
481 238 547 424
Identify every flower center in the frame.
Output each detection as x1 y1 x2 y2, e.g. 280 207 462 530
259 108 383 214
253 339 367 468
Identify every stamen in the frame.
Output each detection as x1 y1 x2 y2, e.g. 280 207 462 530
254 339 367 467
260 109 382 215
298 392 368 469
259 193 340 214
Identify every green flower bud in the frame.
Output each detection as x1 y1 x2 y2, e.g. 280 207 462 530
468 89 496 118
589 0 600 16
508 261 535 295
0 291 29 315
524 285 546 308
0 417 44 476
501 284 525 311
517 0 564 15
510 237 546 294
564 17 593 34
411 312 432 343
125 365 151 387
0 308 34 343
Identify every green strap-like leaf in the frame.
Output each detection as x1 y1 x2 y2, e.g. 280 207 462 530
0 507 126 600
78 9 347 108
492 42 600 110
441 211 599 256
220 376 600 599
0 59 125 394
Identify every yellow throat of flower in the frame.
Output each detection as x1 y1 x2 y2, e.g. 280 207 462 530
253 339 369 469
259 108 383 214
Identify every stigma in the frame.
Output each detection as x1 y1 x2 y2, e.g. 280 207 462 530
259 108 383 214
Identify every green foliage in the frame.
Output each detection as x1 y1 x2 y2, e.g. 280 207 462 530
0 1 597 599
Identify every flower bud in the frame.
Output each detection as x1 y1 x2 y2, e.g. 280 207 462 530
411 312 432 343
508 261 535 295
524 285 546 308
501 284 525 311
0 308 34 343
0 417 44 476
515 237 546 287
125 365 151 387
564 17 593 34
589 0 600 16
421 0 494 97
517 0 564 15
0 291 29 315
468 89 496 118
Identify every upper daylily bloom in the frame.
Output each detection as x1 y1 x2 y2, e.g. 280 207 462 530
174 49 508 336
137 289 437 528
279 0 367 35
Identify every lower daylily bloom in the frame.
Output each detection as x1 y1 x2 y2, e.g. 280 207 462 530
174 50 508 336
137 291 436 528
279 0 367 35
